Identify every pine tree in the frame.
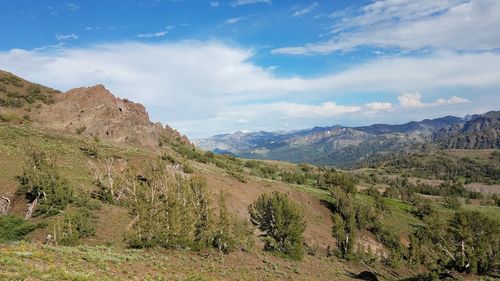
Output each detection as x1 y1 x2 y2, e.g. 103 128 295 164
249 192 306 260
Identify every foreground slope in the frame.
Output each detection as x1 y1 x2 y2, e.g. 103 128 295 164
1 70 499 281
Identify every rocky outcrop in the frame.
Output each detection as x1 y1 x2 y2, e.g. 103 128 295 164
433 111 499 149
35 84 189 148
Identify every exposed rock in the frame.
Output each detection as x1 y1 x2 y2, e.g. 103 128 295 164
35 84 189 148
433 111 500 149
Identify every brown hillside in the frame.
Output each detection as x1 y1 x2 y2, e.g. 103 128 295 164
0 70 188 148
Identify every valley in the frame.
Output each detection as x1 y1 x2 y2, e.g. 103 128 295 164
0 70 499 281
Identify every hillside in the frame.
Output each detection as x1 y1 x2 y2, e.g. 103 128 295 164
1 70 499 281
0 70 187 148
433 111 500 149
195 117 464 167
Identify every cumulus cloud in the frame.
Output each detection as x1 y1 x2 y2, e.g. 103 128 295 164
273 0 500 55
0 41 495 137
398 92 425 108
365 102 392 111
293 2 318 17
55 33 78 41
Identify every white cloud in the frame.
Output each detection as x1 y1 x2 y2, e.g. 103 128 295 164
224 17 245 25
292 2 319 17
273 0 500 55
138 31 168 38
65 3 79 11
230 0 271 7
436 96 469 105
364 102 392 111
55 34 78 41
398 92 469 108
398 92 425 108
0 41 496 137
210 1 219 7
267 102 361 118
293 2 318 17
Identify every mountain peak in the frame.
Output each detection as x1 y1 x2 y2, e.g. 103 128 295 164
0 70 188 148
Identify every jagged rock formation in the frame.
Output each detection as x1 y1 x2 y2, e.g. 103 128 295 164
0 70 188 148
36 85 188 147
433 111 500 149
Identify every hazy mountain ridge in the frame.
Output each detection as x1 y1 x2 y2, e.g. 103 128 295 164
433 111 500 149
195 114 499 167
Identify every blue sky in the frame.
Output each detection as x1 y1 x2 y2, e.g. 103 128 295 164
0 0 499 138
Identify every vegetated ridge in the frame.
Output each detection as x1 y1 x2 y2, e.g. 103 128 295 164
0 69 499 281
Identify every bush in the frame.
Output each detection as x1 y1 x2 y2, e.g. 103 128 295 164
17 149 73 217
248 192 306 260
182 162 194 174
443 196 461 210
124 164 250 253
318 169 356 193
52 208 96 246
212 192 254 253
0 215 37 243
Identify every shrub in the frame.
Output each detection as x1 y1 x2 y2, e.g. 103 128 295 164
443 196 462 210
248 192 306 260
212 192 254 253
75 126 87 135
318 169 356 193
245 160 260 169
52 208 96 246
127 173 212 249
413 199 434 219
0 215 37 243
182 162 194 174
17 149 73 217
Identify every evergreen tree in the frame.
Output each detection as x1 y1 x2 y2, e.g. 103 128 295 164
248 192 306 260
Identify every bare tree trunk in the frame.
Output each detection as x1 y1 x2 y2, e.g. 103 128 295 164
107 158 114 199
0 196 11 216
25 194 40 219
127 214 140 231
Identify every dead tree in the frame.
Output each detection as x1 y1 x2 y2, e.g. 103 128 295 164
0 195 11 216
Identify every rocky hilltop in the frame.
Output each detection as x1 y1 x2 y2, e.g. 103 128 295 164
433 111 500 149
0 70 188 148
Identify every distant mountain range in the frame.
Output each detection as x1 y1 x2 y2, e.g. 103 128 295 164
194 112 499 167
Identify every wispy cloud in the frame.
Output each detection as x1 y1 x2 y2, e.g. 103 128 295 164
273 0 500 55
292 2 318 17
55 33 78 41
210 1 219 7
46 3 80 16
138 31 168 38
224 17 245 25
65 3 80 11
230 0 270 7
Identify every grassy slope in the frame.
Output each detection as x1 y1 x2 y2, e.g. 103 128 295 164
0 242 370 281
1 124 499 281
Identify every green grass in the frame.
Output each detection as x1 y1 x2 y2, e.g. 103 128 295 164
0 124 150 194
